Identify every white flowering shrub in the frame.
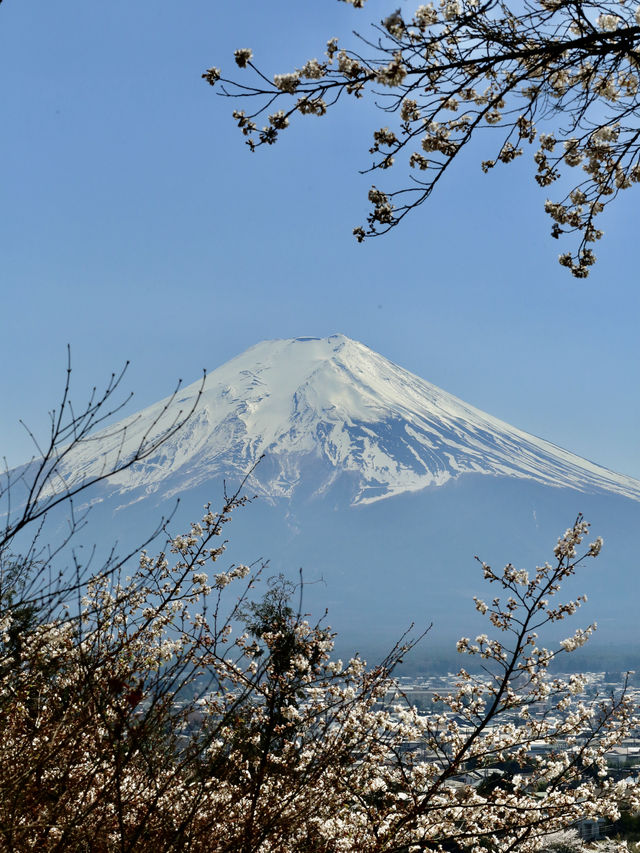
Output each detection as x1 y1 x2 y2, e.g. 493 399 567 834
0 497 638 850
540 828 585 852
209 0 640 277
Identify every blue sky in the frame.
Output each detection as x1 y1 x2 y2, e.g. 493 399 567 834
1 0 639 480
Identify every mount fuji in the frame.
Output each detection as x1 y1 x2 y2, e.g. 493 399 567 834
19 335 640 662
54 334 640 509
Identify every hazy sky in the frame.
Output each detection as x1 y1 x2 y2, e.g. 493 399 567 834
1 0 638 479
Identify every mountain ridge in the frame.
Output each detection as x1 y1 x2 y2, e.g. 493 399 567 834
52 334 640 507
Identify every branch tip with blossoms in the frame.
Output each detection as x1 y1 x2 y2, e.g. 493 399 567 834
211 0 640 276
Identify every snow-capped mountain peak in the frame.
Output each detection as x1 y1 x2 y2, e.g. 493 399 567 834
57 335 640 505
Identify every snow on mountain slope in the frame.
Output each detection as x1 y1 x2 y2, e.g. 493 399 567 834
54 335 640 506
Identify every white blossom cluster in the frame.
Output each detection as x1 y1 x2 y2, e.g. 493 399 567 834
212 0 640 276
0 507 638 850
